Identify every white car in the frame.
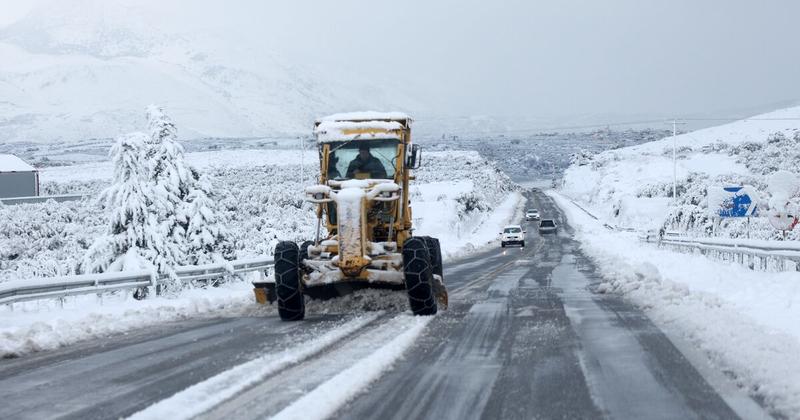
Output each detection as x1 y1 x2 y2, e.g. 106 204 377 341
500 225 526 247
525 208 541 221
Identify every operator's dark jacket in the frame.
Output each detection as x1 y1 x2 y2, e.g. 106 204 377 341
346 154 387 179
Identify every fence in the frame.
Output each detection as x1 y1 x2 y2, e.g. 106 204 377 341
0 194 86 205
0 256 274 306
641 233 800 272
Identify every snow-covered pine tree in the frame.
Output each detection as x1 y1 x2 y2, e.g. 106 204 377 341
144 105 193 273
82 132 155 274
183 173 235 265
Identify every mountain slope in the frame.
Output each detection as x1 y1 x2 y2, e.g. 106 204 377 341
0 0 424 143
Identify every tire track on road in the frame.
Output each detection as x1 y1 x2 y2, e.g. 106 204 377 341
128 313 384 420
193 314 431 420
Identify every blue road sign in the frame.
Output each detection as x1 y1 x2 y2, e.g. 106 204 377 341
717 186 758 218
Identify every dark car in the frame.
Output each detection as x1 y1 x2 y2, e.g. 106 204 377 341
538 219 557 234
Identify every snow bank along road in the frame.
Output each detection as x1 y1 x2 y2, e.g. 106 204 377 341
0 190 768 420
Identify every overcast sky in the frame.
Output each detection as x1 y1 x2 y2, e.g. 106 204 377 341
3 0 800 125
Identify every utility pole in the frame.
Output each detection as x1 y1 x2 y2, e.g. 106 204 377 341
300 136 305 186
672 119 677 201
666 119 687 203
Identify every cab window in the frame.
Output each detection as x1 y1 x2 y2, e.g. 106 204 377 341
327 139 398 180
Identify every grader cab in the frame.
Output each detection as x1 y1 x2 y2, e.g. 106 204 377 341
254 112 448 321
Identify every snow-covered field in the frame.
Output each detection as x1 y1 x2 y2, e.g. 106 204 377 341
0 147 520 356
554 106 800 417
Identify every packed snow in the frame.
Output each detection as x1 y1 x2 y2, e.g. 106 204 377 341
315 120 405 143
127 313 382 420
0 282 257 357
272 315 433 420
317 111 411 122
550 191 800 417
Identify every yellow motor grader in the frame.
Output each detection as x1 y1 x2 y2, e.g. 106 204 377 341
254 112 448 321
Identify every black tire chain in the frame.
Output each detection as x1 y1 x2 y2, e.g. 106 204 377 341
423 236 444 279
402 237 438 316
274 241 305 321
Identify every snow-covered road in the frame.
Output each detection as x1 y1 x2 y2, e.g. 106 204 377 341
0 190 773 420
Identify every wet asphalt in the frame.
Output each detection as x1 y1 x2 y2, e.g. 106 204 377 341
336 190 745 420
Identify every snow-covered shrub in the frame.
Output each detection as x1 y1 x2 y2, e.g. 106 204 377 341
701 140 729 154
662 174 713 233
662 145 693 157
455 192 489 219
569 149 594 166
41 180 105 196
0 200 103 281
737 130 800 175
183 174 235 265
729 141 762 156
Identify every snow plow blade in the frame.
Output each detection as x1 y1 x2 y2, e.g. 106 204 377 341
302 281 405 301
252 282 277 305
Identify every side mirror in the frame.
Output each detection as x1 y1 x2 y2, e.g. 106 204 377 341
407 144 422 169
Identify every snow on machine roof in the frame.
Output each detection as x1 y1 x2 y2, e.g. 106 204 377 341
0 154 36 172
316 111 411 123
314 111 411 143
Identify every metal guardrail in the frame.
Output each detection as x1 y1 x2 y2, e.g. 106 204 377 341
0 256 274 306
641 234 800 272
0 194 87 205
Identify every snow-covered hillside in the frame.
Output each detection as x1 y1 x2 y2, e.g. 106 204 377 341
562 106 800 238
0 0 423 143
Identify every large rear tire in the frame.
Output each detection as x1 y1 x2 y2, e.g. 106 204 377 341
274 241 305 321
402 237 438 316
422 236 443 279
299 240 313 272
422 236 448 309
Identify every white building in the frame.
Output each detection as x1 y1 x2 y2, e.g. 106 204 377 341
0 154 39 198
